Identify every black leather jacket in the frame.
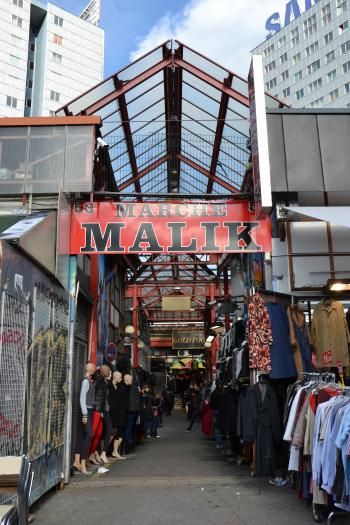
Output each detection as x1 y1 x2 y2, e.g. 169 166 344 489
94 372 108 412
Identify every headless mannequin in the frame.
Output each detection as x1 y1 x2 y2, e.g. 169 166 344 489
108 371 127 460
73 362 96 474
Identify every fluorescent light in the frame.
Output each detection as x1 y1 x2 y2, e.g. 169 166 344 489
330 283 350 292
206 335 215 343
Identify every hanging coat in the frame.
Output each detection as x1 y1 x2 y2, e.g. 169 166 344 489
244 382 282 477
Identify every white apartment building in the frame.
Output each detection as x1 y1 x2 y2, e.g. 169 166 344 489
0 0 104 117
252 0 350 108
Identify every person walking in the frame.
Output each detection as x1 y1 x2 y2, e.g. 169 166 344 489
140 385 154 438
186 386 201 432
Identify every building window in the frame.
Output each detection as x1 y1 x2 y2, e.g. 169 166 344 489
294 70 303 83
50 90 60 102
52 52 62 64
322 4 332 25
304 14 317 38
26 78 33 88
329 88 339 102
280 52 288 65
309 78 322 92
307 59 321 75
28 60 34 70
266 78 277 90
49 110 55 116
296 88 305 101
13 0 23 6
283 87 291 98
341 40 350 53
25 98 31 108
310 97 324 108
263 43 275 58
30 42 35 52
345 82 350 94
293 52 301 65
12 14 23 28
278 35 287 48
281 70 289 81
8 75 20 87
53 34 63 45
337 0 347 15
327 69 337 82
10 34 21 46
291 28 300 48
54 15 63 27
339 20 349 34
264 60 276 73
9 54 20 67
6 96 17 108
326 50 336 64
343 60 350 73
324 31 334 44
305 41 319 56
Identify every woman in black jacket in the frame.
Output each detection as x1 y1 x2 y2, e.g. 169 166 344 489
108 371 130 459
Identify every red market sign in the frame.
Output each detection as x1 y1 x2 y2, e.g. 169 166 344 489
70 201 272 254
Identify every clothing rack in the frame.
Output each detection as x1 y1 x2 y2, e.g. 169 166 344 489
301 372 336 383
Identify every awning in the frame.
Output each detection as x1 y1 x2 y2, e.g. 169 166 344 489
0 212 57 275
285 207 350 229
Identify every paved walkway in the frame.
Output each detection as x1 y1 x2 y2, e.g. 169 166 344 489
33 412 315 525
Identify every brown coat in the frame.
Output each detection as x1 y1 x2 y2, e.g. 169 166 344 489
312 299 350 368
287 306 314 376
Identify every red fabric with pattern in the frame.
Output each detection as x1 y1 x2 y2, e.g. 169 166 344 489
248 293 273 372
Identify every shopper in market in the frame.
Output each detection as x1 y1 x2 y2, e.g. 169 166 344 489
73 362 96 475
140 384 154 438
185 386 201 432
125 372 140 453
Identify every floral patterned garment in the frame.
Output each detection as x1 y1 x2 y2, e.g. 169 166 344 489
248 293 273 372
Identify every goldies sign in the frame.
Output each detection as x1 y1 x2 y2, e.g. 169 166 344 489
70 201 272 254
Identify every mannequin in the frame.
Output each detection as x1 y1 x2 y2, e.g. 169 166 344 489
88 364 111 465
108 371 130 459
73 362 96 475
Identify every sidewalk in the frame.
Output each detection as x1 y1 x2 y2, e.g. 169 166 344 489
33 412 315 525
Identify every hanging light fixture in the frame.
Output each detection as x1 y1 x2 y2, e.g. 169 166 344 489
125 325 135 335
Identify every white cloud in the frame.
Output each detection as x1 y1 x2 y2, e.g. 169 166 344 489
130 0 287 77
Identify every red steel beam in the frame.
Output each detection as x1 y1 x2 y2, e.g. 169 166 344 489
207 74 232 193
82 57 173 116
173 57 249 107
115 77 142 196
177 153 239 193
118 154 171 191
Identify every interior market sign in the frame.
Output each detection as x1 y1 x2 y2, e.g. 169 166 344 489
70 201 272 254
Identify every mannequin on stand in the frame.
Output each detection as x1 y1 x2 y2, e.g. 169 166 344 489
108 371 130 459
73 362 96 475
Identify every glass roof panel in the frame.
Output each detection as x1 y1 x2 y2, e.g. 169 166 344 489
137 146 167 171
127 83 164 119
222 124 249 155
227 98 250 120
182 46 229 83
182 71 221 102
181 138 212 170
182 83 220 117
211 182 227 194
108 134 128 152
231 75 249 98
181 116 215 139
117 45 165 83
125 72 164 103
134 128 166 148
224 108 250 138
64 78 116 115
129 101 164 133
182 100 217 133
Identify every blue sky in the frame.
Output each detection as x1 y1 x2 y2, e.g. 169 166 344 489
55 0 288 78
54 0 189 75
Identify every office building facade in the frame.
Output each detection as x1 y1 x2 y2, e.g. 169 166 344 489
0 0 104 117
252 0 350 108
